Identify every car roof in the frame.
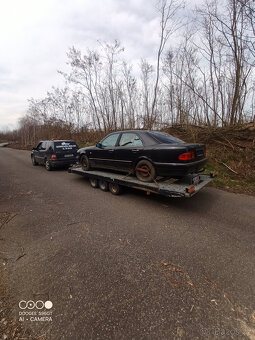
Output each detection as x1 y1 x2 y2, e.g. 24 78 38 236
109 130 150 134
40 140 75 142
109 130 171 134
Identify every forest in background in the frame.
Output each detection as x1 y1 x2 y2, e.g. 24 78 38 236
1 0 255 146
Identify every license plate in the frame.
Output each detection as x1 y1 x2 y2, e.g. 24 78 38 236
64 154 73 158
192 175 200 185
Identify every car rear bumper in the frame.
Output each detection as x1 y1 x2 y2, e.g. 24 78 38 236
154 158 207 177
50 159 77 168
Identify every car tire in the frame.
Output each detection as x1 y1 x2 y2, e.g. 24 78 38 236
45 160 52 171
89 178 98 188
109 183 122 195
31 156 38 166
81 155 91 171
98 180 109 192
135 160 156 182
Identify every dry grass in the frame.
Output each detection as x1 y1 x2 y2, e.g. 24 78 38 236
165 123 255 194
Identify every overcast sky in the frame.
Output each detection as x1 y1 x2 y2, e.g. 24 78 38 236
0 0 201 130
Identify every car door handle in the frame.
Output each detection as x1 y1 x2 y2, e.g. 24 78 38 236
108 149 114 152
131 149 139 152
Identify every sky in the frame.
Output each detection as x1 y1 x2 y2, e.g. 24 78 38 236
0 0 201 131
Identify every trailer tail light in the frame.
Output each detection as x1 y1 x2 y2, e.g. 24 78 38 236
51 154 57 160
186 186 195 195
178 152 195 160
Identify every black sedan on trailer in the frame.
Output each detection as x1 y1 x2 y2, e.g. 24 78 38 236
77 130 207 182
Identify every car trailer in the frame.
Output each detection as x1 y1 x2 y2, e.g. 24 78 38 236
68 166 215 198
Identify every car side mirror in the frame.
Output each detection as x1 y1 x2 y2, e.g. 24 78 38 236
96 142 102 149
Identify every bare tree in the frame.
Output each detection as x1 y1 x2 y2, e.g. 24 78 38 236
197 0 253 125
150 0 185 128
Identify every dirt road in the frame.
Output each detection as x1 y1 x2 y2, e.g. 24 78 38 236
0 147 255 339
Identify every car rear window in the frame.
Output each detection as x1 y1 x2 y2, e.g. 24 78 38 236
148 132 184 144
54 141 78 151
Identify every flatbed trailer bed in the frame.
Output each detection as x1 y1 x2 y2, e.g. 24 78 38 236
68 166 214 198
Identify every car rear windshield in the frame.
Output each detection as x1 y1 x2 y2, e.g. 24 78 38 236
148 132 184 144
54 141 78 151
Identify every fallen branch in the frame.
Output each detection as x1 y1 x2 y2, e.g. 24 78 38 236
221 162 238 175
213 140 233 149
221 137 235 150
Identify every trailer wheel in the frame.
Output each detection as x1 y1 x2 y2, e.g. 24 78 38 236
135 160 156 182
81 155 91 171
89 178 98 188
109 183 122 195
98 180 109 192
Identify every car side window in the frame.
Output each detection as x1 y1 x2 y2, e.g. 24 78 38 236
119 133 143 147
101 134 120 148
36 142 42 150
41 142 47 150
46 142 52 151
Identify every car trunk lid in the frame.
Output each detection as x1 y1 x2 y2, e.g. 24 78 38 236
185 144 206 160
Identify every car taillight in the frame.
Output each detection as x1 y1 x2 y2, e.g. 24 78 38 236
178 152 195 161
51 154 57 160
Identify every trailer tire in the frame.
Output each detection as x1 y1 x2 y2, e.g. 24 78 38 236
135 160 156 182
109 183 122 195
98 180 109 192
81 155 91 171
89 178 98 188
